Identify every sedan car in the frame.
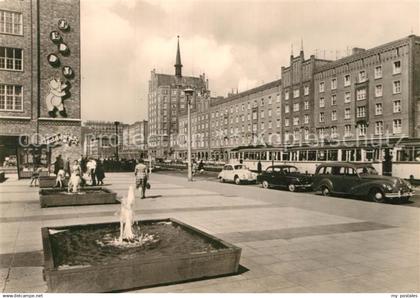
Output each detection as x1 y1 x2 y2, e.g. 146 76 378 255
218 164 257 185
312 162 414 203
257 165 312 192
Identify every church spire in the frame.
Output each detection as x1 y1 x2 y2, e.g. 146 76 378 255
175 35 182 77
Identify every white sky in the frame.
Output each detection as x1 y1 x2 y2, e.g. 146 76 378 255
80 0 420 123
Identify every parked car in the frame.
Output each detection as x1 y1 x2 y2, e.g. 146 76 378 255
218 164 257 185
312 162 414 203
257 165 312 192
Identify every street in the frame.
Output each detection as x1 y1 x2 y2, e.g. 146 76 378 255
0 172 419 293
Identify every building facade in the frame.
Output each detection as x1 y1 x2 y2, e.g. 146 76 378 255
121 120 148 159
313 35 420 165
0 0 81 177
82 121 127 159
147 37 209 159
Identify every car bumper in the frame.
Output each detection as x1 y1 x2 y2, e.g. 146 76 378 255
295 184 312 189
385 191 414 198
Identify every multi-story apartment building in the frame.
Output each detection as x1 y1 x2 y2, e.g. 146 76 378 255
147 37 209 159
0 0 81 177
82 121 127 159
281 48 330 147
313 35 420 168
121 120 148 159
176 95 211 160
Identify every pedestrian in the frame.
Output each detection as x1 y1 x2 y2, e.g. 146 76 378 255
198 160 204 173
79 155 87 175
86 158 97 186
257 160 262 174
53 155 64 176
64 157 71 177
55 169 66 188
134 159 149 199
29 166 42 187
95 159 105 185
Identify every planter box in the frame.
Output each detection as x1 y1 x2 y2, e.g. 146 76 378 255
39 176 68 188
39 187 118 208
42 218 242 293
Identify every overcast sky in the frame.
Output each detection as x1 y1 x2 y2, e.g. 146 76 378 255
80 0 420 123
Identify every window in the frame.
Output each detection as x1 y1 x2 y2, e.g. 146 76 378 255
293 103 299 112
393 119 402 134
344 74 351 86
304 128 309 140
304 101 309 110
260 111 265 118
261 122 265 130
375 121 383 135
331 110 337 121
241 104 245 111
357 106 366 118
393 100 401 113
268 97 272 105
319 112 325 123
393 61 401 74
293 89 300 98
247 102 251 110
331 94 337 106
304 114 309 124
0 47 22 71
344 92 351 103
358 70 367 82
285 104 290 113
375 84 383 97
276 94 281 103
276 119 281 128
331 78 337 90
393 81 401 94
344 108 351 119
375 103 383 115
261 98 264 106
247 114 251 121
344 124 352 137
268 109 272 117
319 97 325 108
356 88 367 100
331 126 338 138
319 82 325 92
285 90 289 100
375 66 382 79
276 107 281 115
357 123 367 136
285 118 290 127
268 121 272 129
304 86 309 95
0 10 23 35
318 128 325 139
252 111 257 120
293 117 299 126
0 84 23 111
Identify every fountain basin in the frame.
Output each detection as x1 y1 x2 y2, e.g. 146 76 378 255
42 218 242 293
39 187 118 208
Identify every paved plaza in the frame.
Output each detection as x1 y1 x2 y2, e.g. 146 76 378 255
0 172 419 293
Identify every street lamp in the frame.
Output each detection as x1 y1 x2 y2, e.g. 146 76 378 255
114 121 120 161
184 87 194 181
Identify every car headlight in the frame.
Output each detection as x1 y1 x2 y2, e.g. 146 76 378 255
383 184 394 191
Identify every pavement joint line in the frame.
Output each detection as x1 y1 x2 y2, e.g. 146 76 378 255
0 204 273 223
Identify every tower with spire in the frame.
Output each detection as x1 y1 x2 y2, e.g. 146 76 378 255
175 35 183 77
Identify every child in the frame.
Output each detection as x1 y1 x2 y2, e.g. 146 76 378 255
55 169 66 188
30 167 42 187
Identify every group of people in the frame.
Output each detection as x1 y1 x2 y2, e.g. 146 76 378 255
53 155 106 189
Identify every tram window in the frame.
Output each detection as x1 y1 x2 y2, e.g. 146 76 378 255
328 150 338 161
317 150 327 161
308 151 316 161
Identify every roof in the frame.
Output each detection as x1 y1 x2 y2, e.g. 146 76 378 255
154 73 206 88
316 162 373 167
210 79 281 106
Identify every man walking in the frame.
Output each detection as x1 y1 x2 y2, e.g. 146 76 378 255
134 159 149 199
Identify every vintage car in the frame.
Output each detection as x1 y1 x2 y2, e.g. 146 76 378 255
257 165 312 192
312 162 414 203
218 164 257 185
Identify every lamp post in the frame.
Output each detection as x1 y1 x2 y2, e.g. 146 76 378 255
114 121 120 161
184 87 194 181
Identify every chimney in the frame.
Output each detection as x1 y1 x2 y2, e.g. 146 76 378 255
352 47 366 55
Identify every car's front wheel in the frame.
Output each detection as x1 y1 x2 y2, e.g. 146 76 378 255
219 177 225 183
369 188 386 203
288 184 296 192
234 176 241 185
321 185 331 196
262 180 269 189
